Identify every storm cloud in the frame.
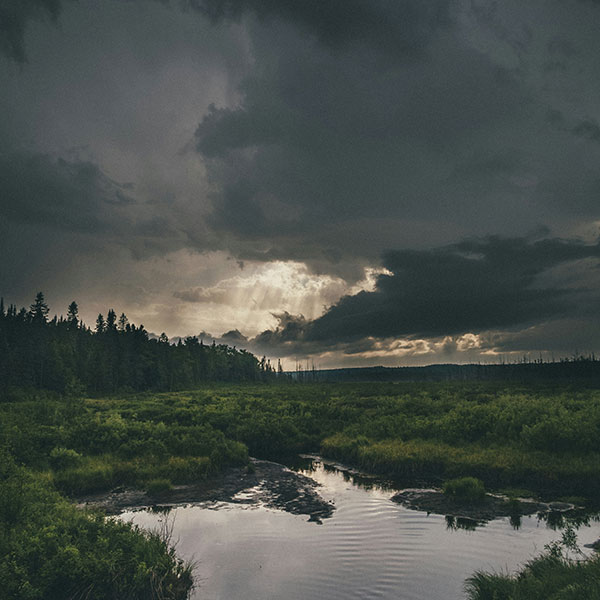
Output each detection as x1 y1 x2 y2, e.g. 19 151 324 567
0 150 134 233
189 0 453 55
0 0 63 62
245 236 600 360
3 0 600 366
307 236 600 342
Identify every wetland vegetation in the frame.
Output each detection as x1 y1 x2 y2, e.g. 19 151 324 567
4 297 600 599
4 381 600 597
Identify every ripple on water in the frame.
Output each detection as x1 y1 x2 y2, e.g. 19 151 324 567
120 460 600 600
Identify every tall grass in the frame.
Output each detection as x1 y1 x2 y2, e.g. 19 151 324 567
0 452 193 600
4 382 600 598
466 554 600 600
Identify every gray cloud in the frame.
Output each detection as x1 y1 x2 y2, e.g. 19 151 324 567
191 0 600 279
173 285 231 304
572 118 600 142
4 0 600 366
188 0 453 56
245 236 600 356
0 150 134 232
0 0 63 62
310 236 600 341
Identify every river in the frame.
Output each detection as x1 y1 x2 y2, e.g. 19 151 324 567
120 456 600 600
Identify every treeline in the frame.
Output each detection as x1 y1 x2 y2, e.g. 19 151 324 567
309 358 600 384
0 293 279 394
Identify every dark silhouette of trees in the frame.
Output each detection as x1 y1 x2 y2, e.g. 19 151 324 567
66 301 79 329
0 293 275 394
29 292 49 323
95 314 105 334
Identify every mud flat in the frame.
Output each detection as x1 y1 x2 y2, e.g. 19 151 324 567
78 458 335 521
391 488 576 523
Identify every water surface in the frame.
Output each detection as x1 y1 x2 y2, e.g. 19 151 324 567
121 458 600 600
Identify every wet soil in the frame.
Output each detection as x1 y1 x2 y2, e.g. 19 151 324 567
77 458 335 522
391 488 575 523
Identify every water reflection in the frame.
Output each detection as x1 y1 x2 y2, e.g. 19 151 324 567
293 456 600 534
445 515 480 531
120 457 600 600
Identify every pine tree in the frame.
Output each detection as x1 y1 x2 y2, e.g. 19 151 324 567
118 313 128 332
95 313 105 334
67 301 79 328
30 292 49 323
106 309 117 331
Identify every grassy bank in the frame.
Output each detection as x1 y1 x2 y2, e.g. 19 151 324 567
466 527 600 600
467 553 600 599
3 381 600 597
0 450 193 600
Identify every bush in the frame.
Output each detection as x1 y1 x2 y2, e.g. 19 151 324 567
49 447 82 470
159 456 211 484
0 462 193 600
53 463 115 495
146 478 173 496
443 477 486 502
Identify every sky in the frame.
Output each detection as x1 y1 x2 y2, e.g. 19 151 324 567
2 0 600 368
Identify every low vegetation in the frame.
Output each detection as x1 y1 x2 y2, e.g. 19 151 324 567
3 380 600 598
443 477 486 503
0 450 193 600
466 526 600 599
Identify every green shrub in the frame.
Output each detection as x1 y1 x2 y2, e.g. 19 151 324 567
443 477 486 502
146 478 173 495
53 463 115 495
159 456 211 483
0 461 193 600
49 447 82 470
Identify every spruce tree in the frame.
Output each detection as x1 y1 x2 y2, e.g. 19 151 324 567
95 314 105 334
29 292 49 323
67 301 79 328
106 309 117 331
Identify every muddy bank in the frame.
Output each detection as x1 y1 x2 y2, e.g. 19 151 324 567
391 488 575 522
78 458 335 522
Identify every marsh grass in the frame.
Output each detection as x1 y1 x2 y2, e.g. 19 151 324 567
4 381 600 598
0 453 193 600
466 553 600 600
443 477 486 503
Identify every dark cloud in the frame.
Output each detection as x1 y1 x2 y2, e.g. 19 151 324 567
253 311 309 347
188 0 452 56
220 328 248 344
307 236 600 342
572 118 600 142
4 0 600 366
0 0 63 62
246 237 600 355
481 318 600 356
193 19 540 274
0 150 134 232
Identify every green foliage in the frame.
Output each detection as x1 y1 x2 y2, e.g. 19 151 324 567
5 381 600 598
147 478 173 495
443 477 486 502
5 381 600 499
0 294 284 396
466 552 600 600
0 454 193 600
49 447 82 470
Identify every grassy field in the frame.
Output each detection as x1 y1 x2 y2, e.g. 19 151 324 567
5 381 596 499
3 380 600 598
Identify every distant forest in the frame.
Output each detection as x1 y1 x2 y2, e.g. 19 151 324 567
303 359 600 383
0 293 280 395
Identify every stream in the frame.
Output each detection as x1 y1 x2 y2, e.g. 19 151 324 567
119 456 600 600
